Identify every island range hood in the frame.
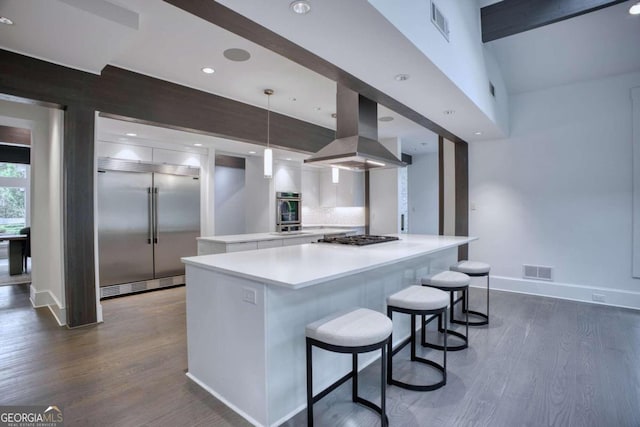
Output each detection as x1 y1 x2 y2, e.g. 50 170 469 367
304 85 406 170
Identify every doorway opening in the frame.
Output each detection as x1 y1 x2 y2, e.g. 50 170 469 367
0 139 31 286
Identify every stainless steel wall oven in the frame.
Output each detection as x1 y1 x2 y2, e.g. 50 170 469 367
276 192 301 232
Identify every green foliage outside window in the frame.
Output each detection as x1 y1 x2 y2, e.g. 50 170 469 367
0 163 27 178
0 163 27 234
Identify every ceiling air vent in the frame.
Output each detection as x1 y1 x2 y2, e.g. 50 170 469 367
431 1 449 42
523 264 554 281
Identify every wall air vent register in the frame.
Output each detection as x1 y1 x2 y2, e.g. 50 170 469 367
523 264 553 281
431 1 450 42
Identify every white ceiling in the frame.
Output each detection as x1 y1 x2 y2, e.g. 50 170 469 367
0 0 637 154
485 1 640 94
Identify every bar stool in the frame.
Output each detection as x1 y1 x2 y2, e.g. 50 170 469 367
450 261 491 326
421 271 470 351
306 308 393 427
386 286 449 391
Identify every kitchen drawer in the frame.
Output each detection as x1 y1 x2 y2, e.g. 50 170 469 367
283 236 317 246
226 242 259 252
257 239 283 249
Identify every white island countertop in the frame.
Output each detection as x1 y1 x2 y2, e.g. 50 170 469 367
196 228 353 244
183 234 476 290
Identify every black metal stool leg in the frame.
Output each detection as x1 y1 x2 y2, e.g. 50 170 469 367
352 352 358 403
457 273 490 326
380 344 387 427
306 339 313 427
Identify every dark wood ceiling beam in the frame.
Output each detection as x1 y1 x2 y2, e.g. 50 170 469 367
163 0 466 145
481 0 627 43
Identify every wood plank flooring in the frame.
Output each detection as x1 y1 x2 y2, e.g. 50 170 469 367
1 284 639 426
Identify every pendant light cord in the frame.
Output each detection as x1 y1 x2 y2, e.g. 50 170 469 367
267 93 270 149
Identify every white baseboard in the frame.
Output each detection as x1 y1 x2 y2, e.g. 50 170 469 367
29 285 67 326
476 276 640 311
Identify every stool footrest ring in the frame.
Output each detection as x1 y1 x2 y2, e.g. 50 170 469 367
423 328 468 351
452 309 488 326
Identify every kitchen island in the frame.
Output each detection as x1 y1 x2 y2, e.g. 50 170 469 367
182 234 476 426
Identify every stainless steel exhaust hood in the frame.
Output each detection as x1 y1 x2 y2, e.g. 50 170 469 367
304 85 406 170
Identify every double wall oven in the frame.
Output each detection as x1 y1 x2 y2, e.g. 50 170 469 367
276 192 301 232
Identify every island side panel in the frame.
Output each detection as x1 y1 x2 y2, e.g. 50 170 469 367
185 265 269 426
264 248 458 425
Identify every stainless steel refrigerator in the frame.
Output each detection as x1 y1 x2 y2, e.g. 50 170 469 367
97 159 200 298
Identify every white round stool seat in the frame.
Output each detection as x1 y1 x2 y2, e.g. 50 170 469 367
306 308 393 348
450 260 490 275
388 286 449 311
422 271 470 288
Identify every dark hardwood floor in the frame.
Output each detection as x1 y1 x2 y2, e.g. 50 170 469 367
1 284 639 426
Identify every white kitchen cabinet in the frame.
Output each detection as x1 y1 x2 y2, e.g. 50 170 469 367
226 242 259 253
153 148 204 167
96 141 153 162
301 168 320 208
274 161 301 193
319 168 365 207
257 239 283 249
282 235 318 246
197 229 353 255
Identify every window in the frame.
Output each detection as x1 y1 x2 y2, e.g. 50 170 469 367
0 162 29 235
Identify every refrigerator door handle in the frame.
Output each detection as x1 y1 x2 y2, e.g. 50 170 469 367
153 187 159 244
147 187 153 244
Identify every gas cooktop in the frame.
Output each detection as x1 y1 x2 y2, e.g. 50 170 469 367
318 235 400 246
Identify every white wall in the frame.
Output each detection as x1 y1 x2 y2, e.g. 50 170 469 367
0 100 66 325
368 0 509 134
469 71 640 309
214 165 246 235
370 137 401 235
408 152 439 234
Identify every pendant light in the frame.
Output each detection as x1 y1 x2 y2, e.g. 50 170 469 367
630 1 640 15
331 166 339 184
264 89 274 178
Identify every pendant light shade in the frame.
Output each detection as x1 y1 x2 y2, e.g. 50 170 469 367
264 88 274 178
331 166 339 184
630 2 640 15
264 148 273 178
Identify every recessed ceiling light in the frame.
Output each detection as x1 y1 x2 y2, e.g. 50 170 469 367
201 67 215 74
125 132 137 137
194 143 203 147
474 131 482 135
223 48 251 62
443 110 455 115
286 158 292 161
248 151 257 154
394 74 410 81
0 16 14 25
379 116 394 122
290 0 311 14
630 2 640 15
